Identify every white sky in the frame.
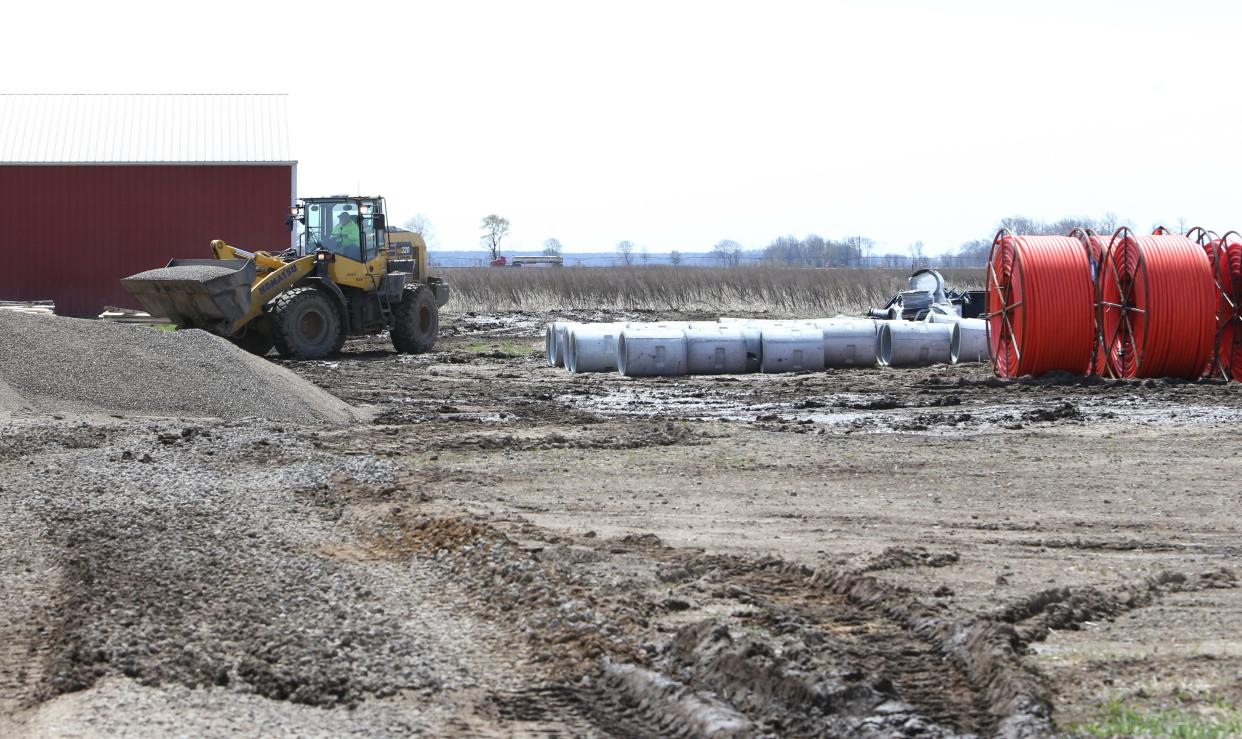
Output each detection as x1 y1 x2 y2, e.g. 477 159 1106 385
5 0 1241 255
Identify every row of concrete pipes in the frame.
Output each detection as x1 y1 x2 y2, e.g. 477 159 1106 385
545 311 989 376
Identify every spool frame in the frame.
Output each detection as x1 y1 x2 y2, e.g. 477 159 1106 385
1098 227 1151 379
983 229 1026 378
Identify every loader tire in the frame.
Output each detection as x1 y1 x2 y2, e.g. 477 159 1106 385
391 283 438 354
229 316 275 356
271 287 343 360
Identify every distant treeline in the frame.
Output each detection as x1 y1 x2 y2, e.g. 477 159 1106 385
430 214 1146 269
955 214 1131 259
431 252 984 269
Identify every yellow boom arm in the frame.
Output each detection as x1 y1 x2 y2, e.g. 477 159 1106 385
211 245 319 336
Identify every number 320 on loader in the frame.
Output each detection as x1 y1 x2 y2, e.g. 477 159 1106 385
123 196 448 360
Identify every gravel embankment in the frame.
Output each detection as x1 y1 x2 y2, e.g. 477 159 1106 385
0 311 354 423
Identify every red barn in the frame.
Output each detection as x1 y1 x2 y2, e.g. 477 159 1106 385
0 94 296 316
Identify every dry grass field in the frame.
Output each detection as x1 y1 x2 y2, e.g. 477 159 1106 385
444 265 984 315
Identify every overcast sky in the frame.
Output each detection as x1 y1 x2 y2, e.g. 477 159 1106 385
5 1 1241 255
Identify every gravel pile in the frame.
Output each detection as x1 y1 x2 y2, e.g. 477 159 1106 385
126 265 238 281
0 311 354 422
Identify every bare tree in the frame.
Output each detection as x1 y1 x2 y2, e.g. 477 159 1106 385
615 240 635 265
669 249 682 266
762 235 800 265
1098 212 1120 235
957 239 990 260
480 215 510 261
640 245 650 265
907 240 926 267
713 239 743 267
542 237 562 256
841 235 875 265
402 214 435 246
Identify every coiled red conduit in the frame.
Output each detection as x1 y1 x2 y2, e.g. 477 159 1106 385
1209 232 1242 380
1070 228 1110 376
986 232 1096 378
1098 229 1216 379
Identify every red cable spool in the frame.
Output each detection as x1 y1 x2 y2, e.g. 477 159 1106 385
1070 228 1110 376
986 231 1096 378
1098 228 1216 379
1188 227 1229 379
1209 231 1242 381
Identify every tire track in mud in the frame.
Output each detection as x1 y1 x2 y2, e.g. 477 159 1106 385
0 500 56 719
0 423 122 724
362 510 1047 736
360 505 1239 737
990 568 1238 644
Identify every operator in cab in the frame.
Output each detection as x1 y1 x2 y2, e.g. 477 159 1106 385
331 211 361 261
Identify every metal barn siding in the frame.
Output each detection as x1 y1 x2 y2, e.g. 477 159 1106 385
0 164 293 316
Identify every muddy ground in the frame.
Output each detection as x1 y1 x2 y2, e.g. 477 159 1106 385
2 309 1240 737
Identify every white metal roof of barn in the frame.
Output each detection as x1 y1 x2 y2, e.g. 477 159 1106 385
0 94 293 164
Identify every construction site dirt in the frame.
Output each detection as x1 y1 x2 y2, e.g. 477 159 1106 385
2 309 1240 737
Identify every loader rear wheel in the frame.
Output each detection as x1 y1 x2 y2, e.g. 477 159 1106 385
271 287 343 360
391 283 438 354
229 316 275 356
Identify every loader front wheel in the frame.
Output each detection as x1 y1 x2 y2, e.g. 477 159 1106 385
391 283 438 354
271 287 343 360
229 316 275 356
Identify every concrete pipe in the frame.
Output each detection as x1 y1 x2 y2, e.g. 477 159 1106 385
950 318 989 363
819 319 881 368
555 322 580 368
566 323 625 374
683 325 755 374
545 321 577 367
760 325 825 373
617 326 689 377
734 325 764 372
877 321 954 367
719 318 819 329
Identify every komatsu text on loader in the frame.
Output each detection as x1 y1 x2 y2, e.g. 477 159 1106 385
122 196 448 360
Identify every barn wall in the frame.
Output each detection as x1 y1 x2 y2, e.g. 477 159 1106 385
0 164 293 316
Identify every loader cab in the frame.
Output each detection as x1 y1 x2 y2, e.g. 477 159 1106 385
299 197 387 265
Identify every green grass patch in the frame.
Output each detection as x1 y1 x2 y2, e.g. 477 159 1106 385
1070 698 1242 738
465 341 531 356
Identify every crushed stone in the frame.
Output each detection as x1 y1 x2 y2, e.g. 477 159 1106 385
125 265 238 281
0 311 354 423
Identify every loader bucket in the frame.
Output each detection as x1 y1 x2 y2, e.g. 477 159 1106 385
121 259 256 327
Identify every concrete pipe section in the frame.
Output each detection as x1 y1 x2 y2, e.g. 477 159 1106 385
683 325 755 374
617 326 689 377
566 323 626 373
815 318 881 368
760 325 826 373
950 318 989 363
923 311 989 363
877 320 954 367
718 318 820 328
545 321 578 367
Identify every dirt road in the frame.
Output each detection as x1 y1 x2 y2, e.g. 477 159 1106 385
2 310 1239 737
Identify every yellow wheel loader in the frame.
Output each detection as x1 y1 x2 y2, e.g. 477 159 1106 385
122 196 448 360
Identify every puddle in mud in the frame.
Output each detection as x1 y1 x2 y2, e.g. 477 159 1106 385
556 386 781 421
557 386 1242 436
